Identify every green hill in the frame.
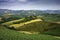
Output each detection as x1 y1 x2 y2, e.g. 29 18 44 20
43 27 60 36
2 18 60 35
0 18 60 40
0 25 60 40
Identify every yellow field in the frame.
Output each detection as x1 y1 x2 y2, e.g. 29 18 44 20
18 31 39 34
3 18 25 25
0 18 2 21
10 19 43 28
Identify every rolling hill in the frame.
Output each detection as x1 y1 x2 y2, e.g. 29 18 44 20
2 18 60 35
0 25 60 40
0 12 60 40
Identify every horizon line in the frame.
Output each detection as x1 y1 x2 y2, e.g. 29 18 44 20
0 8 60 10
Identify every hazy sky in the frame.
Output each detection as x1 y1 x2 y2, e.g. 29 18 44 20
0 0 60 10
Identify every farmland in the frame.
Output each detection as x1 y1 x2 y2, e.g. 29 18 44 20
0 10 60 40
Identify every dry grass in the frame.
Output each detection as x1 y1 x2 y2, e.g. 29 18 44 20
18 31 39 34
10 19 42 28
3 18 25 25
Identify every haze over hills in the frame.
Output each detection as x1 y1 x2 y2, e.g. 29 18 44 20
0 9 60 15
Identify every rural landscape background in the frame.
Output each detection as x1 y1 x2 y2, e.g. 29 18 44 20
0 0 60 40
0 9 60 40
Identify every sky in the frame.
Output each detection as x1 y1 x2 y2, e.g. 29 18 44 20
0 0 60 10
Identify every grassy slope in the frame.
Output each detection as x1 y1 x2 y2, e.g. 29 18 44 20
17 21 60 32
1 18 60 40
2 18 60 35
0 26 60 40
17 21 50 31
43 27 60 36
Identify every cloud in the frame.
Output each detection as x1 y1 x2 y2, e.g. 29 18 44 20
0 0 8 3
0 0 60 10
18 0 28 2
